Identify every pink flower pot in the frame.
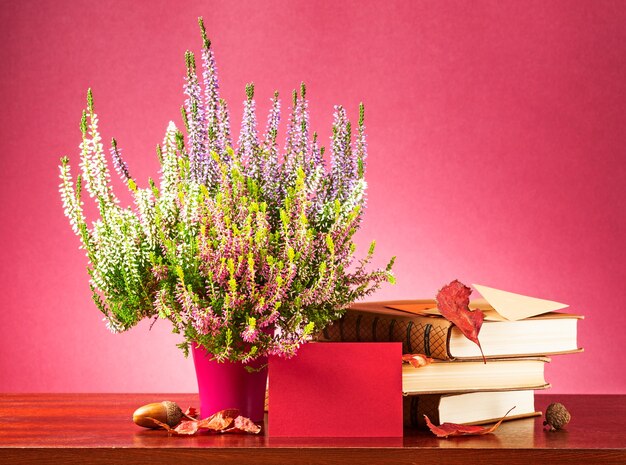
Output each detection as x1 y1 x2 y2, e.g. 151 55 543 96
191 344 268 422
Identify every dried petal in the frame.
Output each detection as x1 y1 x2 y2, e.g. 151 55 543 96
437 280 485 362
196 409 239 431
146 417 198 435
173 420 200 435
222 415 262 434
146 407 260 436
425 407 515 438
146 417 173 432
402 353 433 368
184 406 198 419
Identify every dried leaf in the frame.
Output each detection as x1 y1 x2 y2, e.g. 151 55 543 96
222 415 262 434
146 417 199 435
173 420 200 435
425 407 515 438
183 407 198 420
196 409 239 431
437 280 485 363
402 353 434 368
147 407 259 436
146 417 173 432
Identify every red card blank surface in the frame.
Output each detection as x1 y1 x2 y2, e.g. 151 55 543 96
268 342 403 437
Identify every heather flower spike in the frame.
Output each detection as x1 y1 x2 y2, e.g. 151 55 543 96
297 82 310 167
110 138 132 182
356 103 367 178
330 105 356 202
59 19 395 362
238 83 259 176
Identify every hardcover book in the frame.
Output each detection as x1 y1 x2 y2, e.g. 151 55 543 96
401 357 550 394
403 389 541 428
317 285 583 360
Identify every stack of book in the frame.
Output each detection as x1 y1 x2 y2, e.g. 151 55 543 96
317 284 583 428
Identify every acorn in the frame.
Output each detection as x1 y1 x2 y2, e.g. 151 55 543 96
543 402 571 431
133 401 183 429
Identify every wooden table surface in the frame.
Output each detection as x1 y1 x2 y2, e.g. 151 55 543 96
1 393 625 464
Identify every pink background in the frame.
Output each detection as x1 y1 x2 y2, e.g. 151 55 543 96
1 0 624 393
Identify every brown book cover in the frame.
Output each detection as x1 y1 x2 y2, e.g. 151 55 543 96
319 303 454 359
317 300 582 360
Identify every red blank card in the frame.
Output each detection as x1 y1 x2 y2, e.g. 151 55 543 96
268 342 403 437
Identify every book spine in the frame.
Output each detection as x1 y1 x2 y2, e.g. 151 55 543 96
320 312 453 360
403 395 440 428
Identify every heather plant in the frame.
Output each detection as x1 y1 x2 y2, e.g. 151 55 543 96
59 18 395 362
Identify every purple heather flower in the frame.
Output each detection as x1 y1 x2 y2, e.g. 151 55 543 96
263 93 281 152
198 17 220 144
216 98 232 157
237 84 259 175
175 281 222 336
241 325 259 343
283 84 310 175
184 51 214 185
282 90 299 176
330 105 356 200
261 93 282 203
201 47 220 133
310 132 324 170
151 263 168 281
153 288 170 317
297 86 310 170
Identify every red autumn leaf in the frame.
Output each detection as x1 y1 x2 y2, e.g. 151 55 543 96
221 415 262 434
436 280 485 363
402 353 434 368
425 407 515 438
184 407 198 420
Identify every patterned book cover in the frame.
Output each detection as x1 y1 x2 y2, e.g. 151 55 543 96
320 309 454 360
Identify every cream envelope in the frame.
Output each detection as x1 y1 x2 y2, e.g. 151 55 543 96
386 284 569 321
471 284 569 321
